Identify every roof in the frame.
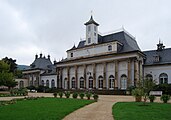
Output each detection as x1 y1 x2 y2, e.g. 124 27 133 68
84 15 99 26
143 48 171 65
77 30 141 53
29 57 53 70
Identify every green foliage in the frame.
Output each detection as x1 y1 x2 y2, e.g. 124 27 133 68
113 102 171 120
86 92 92 100
79 93 85 99
2 57 17 73
148 95 156 103
153 84 171 95
14 70 23 78
72 92 78 99
53 92 57 98
93 94 99 101
0 98 94 120
59 92 63 98
132 88 144 97
10 88 28 96
65 91 70 98
160 94 170 103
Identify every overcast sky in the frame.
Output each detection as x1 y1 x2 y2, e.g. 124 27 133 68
0 0 171 65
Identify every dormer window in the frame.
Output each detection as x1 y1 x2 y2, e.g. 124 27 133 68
153 55 160 62
88 38 91 44
108 45 112 51
71 53 73 57
94 26 96 31
94 32 96 36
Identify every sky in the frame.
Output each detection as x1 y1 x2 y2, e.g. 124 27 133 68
0 0 171 65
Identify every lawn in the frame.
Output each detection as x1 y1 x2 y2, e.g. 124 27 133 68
0 97 94 120
113 102 171 120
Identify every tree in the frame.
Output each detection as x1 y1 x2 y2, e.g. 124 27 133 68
0 60 17 89
2 57 17 73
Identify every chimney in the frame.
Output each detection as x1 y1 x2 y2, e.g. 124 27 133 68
40 53 42 58
35 54 38 59
48 55 50 60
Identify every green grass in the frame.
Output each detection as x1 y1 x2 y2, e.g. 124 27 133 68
113 102 171 120
0 98 94 120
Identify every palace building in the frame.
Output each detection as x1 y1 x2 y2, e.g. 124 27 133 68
56 16 145 91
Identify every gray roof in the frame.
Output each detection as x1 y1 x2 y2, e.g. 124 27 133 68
143 48 171 65
84 15 99 26
29 57 53 70
77 31 140 53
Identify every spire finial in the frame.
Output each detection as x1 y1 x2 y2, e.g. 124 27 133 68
91 10 93 16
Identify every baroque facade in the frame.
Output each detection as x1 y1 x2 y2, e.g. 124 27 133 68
56 16 145 90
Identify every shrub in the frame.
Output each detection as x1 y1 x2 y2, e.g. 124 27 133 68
86 92 92 100
132 88 144 102
148 95 156 103
53 92 57 98
65 91 70 98
160 94 170 103
59 92 63 98
72 92 78 99
153 84 171 95
93 94 99 101
79 93 85 99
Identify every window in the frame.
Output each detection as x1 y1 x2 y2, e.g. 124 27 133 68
94 26 96 31
94 32 96 36
19 81 24 88
159 73 168 84
46 80 49 87
64 78 68 89
89 76 93 89
41 80 44 86
121 74 127 90
71 77 76 88
88 38 91 44
88 26 91 31
146 74 153 81
108 45 112 51
109 75 115 88
51 79 55 88
80 77 84 89
98 76 103 89
71 53 73 57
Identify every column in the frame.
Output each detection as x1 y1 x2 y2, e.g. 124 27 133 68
59 68 63 89
115 60 118 89
83 64 87 89
134 60 139 86
93 63 96 89
103 62 106 89
75 65 78 89
67 67 70 89
127 59 131 87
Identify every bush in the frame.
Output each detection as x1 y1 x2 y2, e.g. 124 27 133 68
72 92 78 99
79 93 85 99
53 92 57 98
132 88 144 102
160 94 170 103
86 92 92 100
65 91 70 98
153 84 171 95
59 92 63 98
93 94 99 101
148 95 156 103
26 86 36 91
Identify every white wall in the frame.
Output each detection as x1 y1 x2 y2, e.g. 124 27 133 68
144 65 171 84
41 75 57 88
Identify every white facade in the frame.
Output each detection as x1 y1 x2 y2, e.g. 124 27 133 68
144 65 171 84
41 75 57 88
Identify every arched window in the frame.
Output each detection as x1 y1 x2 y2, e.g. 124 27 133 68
71 77 76 88
98 76 103 89
19 81 24 88
159 73 168 84
64 78 68 89
46 80 49 87
146 74 153 81
80 77 84 89
51 79 55 88
41 80 44 86
89 76 93 89
108 45 112 51
109 75 115 88
121 74 127 90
